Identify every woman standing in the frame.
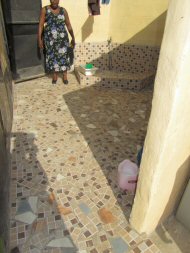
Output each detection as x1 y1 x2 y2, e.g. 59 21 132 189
38 0 75 84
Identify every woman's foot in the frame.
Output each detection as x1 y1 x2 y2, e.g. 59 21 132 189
63 79 68 85
63 71 68 85
52 79 57 85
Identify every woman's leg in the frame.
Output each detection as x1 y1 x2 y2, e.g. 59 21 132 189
63 71 68 84
52 72 58 81
63 71 67 80
52 72 58 84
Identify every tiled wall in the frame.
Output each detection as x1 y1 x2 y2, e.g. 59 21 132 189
110 44 160 73
74 42 160 73
74 42 109 70
74 42 160 90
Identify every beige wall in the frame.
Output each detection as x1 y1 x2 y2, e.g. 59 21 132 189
130 0 190 234
109 0 169 46
42 1 169 46
41 0 111 42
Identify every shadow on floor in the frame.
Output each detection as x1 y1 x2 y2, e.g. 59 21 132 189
151 216 190 253
153 156 190 253
10 132 77 252
63 84 153 220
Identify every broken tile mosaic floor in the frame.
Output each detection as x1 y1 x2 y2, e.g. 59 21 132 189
10 74 161 252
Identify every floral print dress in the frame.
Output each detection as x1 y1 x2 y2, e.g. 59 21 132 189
44 6 70 72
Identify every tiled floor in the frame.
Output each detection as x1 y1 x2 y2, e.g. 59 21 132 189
10 74 160 253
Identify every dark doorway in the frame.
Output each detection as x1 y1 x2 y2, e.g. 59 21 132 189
1 0 45 82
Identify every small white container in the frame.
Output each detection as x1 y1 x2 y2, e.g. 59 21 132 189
78 65 98 76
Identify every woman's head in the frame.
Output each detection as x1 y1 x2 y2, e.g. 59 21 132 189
50 0 59 9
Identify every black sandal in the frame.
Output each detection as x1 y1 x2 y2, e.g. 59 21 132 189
52 79 57 85
63 79 68 85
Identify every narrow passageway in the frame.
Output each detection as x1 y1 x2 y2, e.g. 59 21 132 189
10 74 160 253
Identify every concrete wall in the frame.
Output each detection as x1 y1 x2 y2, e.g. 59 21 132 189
109 0 169 46
42 0 111 42
0 1 13 251
130 0 190 234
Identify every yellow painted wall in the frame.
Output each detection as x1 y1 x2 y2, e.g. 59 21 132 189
109 0 169 46
41 0 111 42
42 1 169 46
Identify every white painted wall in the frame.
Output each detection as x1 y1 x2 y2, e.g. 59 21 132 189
130 0 190 234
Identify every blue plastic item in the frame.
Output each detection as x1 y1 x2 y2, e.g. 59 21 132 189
137 147 143 167
102 0 110 4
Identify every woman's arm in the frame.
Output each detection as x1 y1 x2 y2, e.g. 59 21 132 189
38 7 46 49
64 9 75 48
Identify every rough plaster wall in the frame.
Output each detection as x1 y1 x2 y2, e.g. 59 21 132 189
0 2 13 250
109 0 169 45
41 0 111 42
130 0 190 234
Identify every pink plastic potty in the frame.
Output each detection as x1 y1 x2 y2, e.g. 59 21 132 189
118 159 139 192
